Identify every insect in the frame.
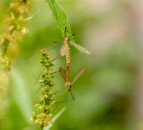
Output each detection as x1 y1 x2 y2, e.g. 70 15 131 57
60 28 90 89
60 28 91 57
59 67 85 100
60 35 71 87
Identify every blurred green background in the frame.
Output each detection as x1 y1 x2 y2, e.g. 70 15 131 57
0 0 143 130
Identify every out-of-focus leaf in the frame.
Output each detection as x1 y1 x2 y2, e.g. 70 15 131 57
10 67 33 124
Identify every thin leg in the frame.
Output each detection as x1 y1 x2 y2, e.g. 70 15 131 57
51 70 59 75
51 55 60 62
52 87 65 95
26 42 60 59
52 99 72 112
54 99 73 106
34 68 45 86
70 91 75 101
46 43 60 51
64 90 75 102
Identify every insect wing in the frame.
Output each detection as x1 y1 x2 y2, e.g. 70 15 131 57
70 42 91 55
71 67 85 85
59 67 66 81
60 43 67 56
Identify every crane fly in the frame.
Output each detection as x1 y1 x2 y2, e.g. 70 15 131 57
60 26 91 57
60 27 90 65
59 27 89 100
59 67 85 100
60 36 71 85
59 28 90 86
59 35 91 59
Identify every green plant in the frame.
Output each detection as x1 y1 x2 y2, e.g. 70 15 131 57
0 0 30 71
31 49 55 129
0 1 88 130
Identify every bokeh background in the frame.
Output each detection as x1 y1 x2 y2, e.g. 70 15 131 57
1 0 143 130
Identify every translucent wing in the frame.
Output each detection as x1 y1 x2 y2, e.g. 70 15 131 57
59 67 66 81
60 43 67 56
70 42 91 55
71 67 85 85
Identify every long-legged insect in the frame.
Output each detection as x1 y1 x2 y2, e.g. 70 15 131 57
59 27 90 90
60 28 90 73
60 28 72 93
60 27 91 57
59 67 85 100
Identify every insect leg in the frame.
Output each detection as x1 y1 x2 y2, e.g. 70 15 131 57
70 91 75 100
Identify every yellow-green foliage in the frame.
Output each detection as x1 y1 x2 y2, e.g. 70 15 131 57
0 0 30 71
31 49 55 128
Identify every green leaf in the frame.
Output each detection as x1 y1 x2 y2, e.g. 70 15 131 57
45 0 73 39
45 0 91 55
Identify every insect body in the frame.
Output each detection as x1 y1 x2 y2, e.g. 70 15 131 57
59 67 85 100
60 33 90 85
59 27 90 99
60 35 91 57
60 36 71 89
60 36 71 65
